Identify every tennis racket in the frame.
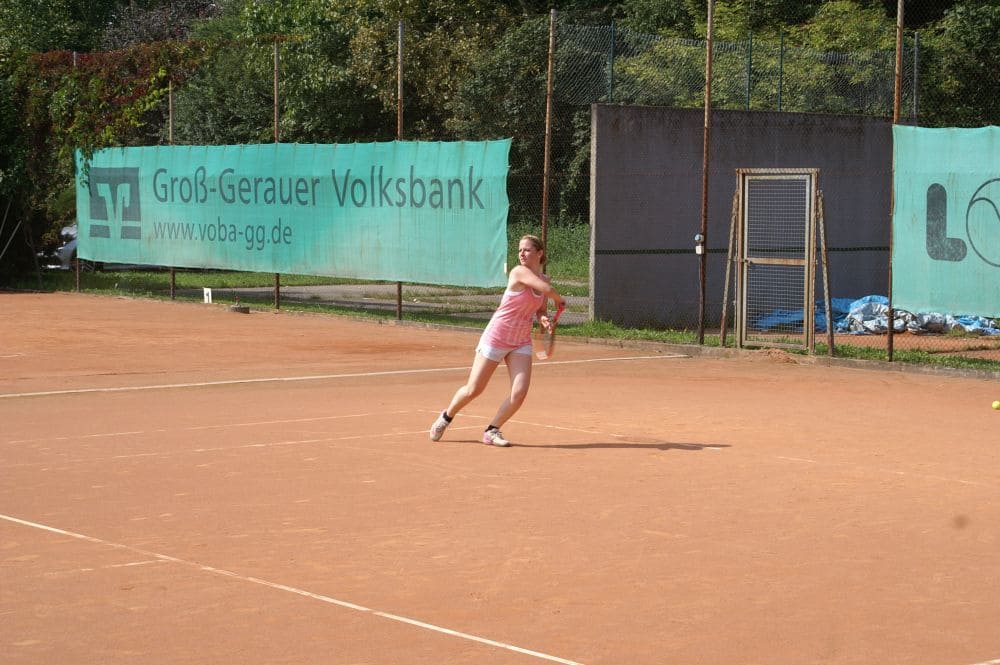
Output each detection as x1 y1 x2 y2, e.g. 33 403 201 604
534 303 566 360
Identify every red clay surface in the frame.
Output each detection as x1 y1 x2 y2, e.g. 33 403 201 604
2 292 999 665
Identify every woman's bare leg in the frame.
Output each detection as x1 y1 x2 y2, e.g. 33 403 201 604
445 352 500 418
486 352 533 429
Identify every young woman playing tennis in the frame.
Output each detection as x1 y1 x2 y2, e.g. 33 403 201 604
429 234 565 446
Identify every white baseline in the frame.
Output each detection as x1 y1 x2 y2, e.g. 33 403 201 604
0 513 585 665
0 354 686 399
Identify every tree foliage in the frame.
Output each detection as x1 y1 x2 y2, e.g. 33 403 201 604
1 0 996 281
920 1 1000 127
0 0 119 53
712 0 825 40
100 0 220 50
617 0 698 36
328 0 519 139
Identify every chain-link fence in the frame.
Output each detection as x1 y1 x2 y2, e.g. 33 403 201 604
9 1 998 369
549 4 998 368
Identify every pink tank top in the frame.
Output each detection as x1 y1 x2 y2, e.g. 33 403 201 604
481 287 543 349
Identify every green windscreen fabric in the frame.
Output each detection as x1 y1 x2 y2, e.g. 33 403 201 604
75 141 511 287
893 126 1000 316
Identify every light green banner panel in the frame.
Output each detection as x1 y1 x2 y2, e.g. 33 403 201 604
76 141 511 286
893 126 1000 316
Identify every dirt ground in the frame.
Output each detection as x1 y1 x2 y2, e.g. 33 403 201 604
2 292 999 665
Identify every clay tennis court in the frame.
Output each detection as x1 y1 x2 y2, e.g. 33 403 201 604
2 292 999 665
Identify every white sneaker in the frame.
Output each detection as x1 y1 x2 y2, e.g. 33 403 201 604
482 428 510 447
429 412 450 441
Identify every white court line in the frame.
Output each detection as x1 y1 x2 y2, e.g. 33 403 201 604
776 456 988 488
0 513 584 665
6 408 707 469
46 559 166 576
5 411 412 446
969 659 1000 665
0 354 685 399
418 409 726 450
2 425 483 468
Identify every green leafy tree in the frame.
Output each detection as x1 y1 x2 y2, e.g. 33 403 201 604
0 66 24 201
920 1 1000 127
617 0 698 36
0 41 208 279
865 0 960 28
448 14 597 225
328 0 517 140
446 16 550 222
712 0 824 40
171 0 384 144
0 0 119 52
101 0 220 49
789 0 894 50
0 59 31 278
772 1 896 115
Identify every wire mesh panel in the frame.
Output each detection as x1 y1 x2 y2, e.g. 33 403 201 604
736 170 818 350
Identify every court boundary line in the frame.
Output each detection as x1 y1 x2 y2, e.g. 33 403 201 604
3 411 414 446
3 423 488 468
776 455 988 488
0 512 585 665
0 354 687 399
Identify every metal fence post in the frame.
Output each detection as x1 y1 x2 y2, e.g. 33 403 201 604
168 78 176 300
541 9 556 251
888 0 904 361
912 31 920 122
273 39 281 310
698 0 715 344
396 19 404 320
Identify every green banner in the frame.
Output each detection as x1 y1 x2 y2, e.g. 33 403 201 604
76 141 511 287
893 126 1000 316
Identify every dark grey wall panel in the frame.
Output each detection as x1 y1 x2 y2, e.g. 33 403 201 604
591 105 892 328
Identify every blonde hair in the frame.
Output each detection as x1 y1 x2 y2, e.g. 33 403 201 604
517 233 549 263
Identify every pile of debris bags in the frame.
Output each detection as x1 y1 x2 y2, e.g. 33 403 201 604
755 295 1000 335
838 295 1000 335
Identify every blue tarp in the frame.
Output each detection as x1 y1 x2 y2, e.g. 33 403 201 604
755 295 1000 336
755 298 854 333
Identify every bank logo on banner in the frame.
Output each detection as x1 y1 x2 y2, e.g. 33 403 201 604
88 167 142 241
926 178 1000 268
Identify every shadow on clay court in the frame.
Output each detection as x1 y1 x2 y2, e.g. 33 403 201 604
444 439 730 451
522 441 730 451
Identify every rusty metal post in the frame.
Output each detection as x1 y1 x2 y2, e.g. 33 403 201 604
541 9 556 252
168 78 176 299
274 39 281 309
698 0 715 344
73 51 81 292
396 20 404 320
887 0 903 360
720 189 738 347
397 20 404 141
817 190 834 356
273 40 280 143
